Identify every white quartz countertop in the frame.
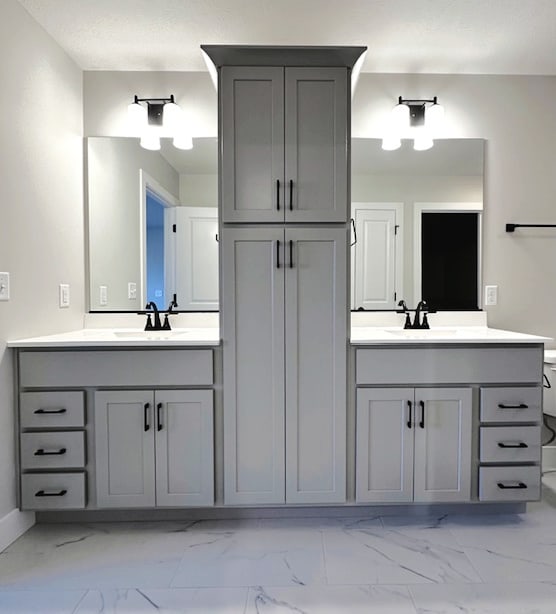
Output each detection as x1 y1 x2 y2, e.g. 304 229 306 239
350 325 551 345
7 328 221 348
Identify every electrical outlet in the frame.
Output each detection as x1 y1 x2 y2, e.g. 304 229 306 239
59 283 70 308
484 285 498 306
128 282 137 300
0 272 10 301
99 285 108 306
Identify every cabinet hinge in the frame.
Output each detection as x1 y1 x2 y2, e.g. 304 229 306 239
394 292 397 301
394 224 399 235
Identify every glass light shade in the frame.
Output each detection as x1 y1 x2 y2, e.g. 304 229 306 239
381 135 401 151
425 103 445 132
162 101 182 131
140 128 161 151
127 102 147 132
391 103 410 130
173 131 193 150
413 132 434 151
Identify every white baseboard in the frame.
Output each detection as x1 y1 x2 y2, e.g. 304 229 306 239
0 509 35 552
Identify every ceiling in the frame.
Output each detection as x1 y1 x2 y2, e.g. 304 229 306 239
15 0 556 75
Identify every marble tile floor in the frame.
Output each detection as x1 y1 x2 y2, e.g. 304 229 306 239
2 479 556 612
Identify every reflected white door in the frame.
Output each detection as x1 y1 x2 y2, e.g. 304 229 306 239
175 207 219 310
351 203 402 310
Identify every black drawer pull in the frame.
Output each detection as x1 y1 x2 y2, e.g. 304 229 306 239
497 403 528 409
276 179 280 211
157 402 163 432
35 489 67 497
497 482 527 490
497 442 528 449
419 400 425 429
34 448 67 456
407 400 413 428
144 403 150 432
289 179 293 211
34 408 67 415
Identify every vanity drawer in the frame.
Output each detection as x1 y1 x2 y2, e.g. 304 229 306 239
21 432 85 469
480 387 541 423
20 391 85 428
21 473 86 510
480 426 540 463
479 466 540 502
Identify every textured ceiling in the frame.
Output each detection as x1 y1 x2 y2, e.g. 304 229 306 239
15 0 556 75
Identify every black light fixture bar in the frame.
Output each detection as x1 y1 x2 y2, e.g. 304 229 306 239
506 223 556 232
398 96 438 127
132 95 176 126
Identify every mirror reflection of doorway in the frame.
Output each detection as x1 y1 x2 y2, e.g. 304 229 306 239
146 189 168 306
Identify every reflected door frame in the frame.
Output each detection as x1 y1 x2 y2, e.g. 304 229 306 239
139 169 179 308
413 202 483 308
351 202 404 310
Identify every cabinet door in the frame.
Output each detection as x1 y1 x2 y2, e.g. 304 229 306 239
356 388 414 503
221 66 284 223
155 390 214 507
285 227 347 503
222 227 286 504
285 68 348 223
95 391 156 507
413 387 472 503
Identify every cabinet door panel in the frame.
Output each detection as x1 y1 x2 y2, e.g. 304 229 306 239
222 228 286 504
413 388 472 503
155 390 214 507
285 68 347 223
285 227 347 503
221 67 284 223
95 391 155 508
356 389 414 503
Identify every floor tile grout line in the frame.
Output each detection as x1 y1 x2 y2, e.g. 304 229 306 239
445 525 489 585
70 588 90 614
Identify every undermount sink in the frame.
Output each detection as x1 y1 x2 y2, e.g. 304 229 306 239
386 328 458 338
112 329 191 339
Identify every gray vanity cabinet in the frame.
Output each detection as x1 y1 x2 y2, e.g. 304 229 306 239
95 389 214 508
222 226 347 505
221 66 348 223
356 387 472 503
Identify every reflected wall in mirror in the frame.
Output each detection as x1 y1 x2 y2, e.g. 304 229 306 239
351 138 484 311
87 137 218 311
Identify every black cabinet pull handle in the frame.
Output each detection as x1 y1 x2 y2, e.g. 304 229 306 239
497 482 527 490
34 408 66 415
276 179 280 211
276 240 280 269
498 442 528 449
498 403 528 409
407 400 413 428
34 448 67 456
35 489 67 497
289 240 293 268
144 403 150 432
350 218 357 246
289 179 293 211
157 402 163 431
419 400 425 428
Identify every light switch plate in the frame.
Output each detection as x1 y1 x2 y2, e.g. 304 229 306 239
484 285 498 306
128 282 137 300
59 283 70 308
0 272 10 301
99 285 108 306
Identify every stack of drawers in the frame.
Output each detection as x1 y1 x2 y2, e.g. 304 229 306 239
478 386 542 501
19 391 87 510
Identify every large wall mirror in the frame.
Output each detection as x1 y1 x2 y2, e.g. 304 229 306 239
87 136 218 312
351 138 484 311
86 136 483 313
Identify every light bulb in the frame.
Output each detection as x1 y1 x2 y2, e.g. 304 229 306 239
413 132 433 151
391 102 410 130
381 135 401 151
163 101 182 132
173 131 193 150
127 101 147 133
426 103 445 133
140 127 161 151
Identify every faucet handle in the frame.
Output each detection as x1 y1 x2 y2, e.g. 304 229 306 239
162 314 172 330
144 314 153 331
421 313 430 329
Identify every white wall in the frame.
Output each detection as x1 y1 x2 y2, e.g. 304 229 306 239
0 0 84 525
179 174 218 207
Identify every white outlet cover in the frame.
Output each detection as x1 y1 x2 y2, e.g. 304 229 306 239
0 272 10 301
484 285 498 306
128 282 137 300
59 283 70 308
99 285 108 306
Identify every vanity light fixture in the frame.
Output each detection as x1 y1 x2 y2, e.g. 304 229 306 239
381 96 444 151
127 95 193 151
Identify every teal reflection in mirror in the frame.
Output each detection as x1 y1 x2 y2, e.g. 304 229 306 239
86 136 218 312
350 138 484 311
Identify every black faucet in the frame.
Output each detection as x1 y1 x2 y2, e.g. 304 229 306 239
161 298 178 330
144 302 163 331
413 300 431 329
396 300 412 329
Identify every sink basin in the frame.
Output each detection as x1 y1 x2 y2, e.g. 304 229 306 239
386 328 458 339
112 330 191 340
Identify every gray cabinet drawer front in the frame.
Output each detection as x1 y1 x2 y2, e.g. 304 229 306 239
480 387 541 423
356 346 542 385
479 466 540 502
20 392 85 428
480 426 540 463
19 350 213 388
21 432 85 469
21 473 86 510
